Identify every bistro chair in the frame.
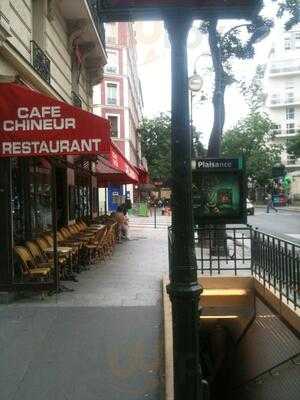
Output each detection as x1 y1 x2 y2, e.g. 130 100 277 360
26 241 52 265
14 246 52 281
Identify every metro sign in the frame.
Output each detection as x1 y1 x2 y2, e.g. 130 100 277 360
98 0 262 21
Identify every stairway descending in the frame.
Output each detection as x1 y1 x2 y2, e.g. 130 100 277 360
199 276 255 320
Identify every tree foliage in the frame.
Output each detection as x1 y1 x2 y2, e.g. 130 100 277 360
200 16 273 157
275 0 300 30
287 133 300 158
192 127 206 159
221 113 283 186
139 114 171 181
239 64 266 112
140 114 206 181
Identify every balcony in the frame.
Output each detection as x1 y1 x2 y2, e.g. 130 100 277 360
268 96 300 107
269 63 300 76
31 41 51 84
87 0 105 46
272 128 300 137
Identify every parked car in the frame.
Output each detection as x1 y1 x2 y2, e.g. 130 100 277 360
247 199 254 215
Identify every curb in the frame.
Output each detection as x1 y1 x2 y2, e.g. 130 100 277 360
163 275 174 400
255 206 300 213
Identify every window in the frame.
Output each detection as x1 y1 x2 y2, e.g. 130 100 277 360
284 37 291 50
286 80 294 91
286 123 295 134
295 32 300 48
106 83 118 105
286 92 294 104
273 124 281 134
105 51 119 74
287 154 296 165
105 23 118 44
107 115 119 138
271 94 280 104
286 107 295 120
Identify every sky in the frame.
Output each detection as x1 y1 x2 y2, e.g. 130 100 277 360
134 0 285 146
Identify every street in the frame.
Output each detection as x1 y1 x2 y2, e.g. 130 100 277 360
249 208 300 244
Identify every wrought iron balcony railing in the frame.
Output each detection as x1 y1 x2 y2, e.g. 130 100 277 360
270 64 300 75
31 41 51 84
87 0 106 47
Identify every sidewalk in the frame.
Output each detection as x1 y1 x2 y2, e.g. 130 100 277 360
0 218 169 400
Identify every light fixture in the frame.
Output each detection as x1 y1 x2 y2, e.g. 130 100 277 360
188 72 203 93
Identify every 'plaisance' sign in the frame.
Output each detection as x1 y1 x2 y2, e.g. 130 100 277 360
98 0 261 21
192 158 240 170
192 157 246 224
0 83 111 158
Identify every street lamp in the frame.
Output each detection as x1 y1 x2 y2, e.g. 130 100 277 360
188 71 203 132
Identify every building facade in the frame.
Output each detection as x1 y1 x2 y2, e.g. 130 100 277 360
93 22 143 210
0 0 107 288
265 24 300 201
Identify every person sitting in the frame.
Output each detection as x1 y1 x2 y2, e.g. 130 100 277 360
115 206 129 241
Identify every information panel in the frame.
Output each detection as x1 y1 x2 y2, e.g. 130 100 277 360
192 158 247 225
98 0 262 21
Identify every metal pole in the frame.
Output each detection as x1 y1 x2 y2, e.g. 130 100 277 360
104 187 108 214
165 15 202 400
51 161 59 294
154 205 157 229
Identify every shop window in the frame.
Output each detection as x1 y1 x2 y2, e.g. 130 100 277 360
75 174 91 218
286 107 295 120
12 158 53 243
29 159 52 236
92 187 99 213
69 186 76 220
106 82 118 105
107 115 119 138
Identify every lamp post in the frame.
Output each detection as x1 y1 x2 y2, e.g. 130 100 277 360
188 72 203 129
165 15 203 400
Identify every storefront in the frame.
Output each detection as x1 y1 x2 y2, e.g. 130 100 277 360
0 83 111 291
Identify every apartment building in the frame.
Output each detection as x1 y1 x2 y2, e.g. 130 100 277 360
265 24 300 201
93 22 143 210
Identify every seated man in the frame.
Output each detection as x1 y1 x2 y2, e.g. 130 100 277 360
115 206 129 241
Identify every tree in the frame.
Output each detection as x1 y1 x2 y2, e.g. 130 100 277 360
287 133 300 158
275 0 300 30
192 127 206 159
200 16 273 157
239 64 266 112
221 113 283 186
139 114 171 181
140 114 206 180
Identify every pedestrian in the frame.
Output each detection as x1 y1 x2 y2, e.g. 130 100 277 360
114 206 129 240
266 193 278 213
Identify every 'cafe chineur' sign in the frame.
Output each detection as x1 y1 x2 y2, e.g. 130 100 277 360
0 83 111 158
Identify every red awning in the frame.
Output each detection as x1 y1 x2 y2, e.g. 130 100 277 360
0 83 111 157
96 142 139 186
135 166 149 184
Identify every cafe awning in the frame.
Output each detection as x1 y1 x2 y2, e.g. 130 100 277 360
96 142 139 186
0 83 111 157
135 165 149 184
